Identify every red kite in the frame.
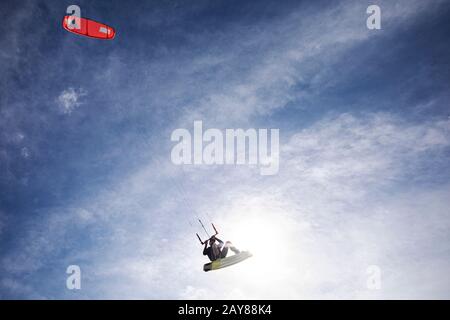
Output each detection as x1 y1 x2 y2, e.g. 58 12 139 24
62 15 115 40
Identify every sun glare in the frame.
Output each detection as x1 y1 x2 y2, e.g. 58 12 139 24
224 210 291 282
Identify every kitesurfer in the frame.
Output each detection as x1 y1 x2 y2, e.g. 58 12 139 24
203 236 240 261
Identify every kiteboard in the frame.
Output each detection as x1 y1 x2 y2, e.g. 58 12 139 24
203 251 252 272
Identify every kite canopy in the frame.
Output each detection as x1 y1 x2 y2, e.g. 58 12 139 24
203 251 252 272
62 15 115 40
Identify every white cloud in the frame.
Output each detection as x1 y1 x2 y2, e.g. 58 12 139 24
169 112 449 299
283 113 450 190
56 87 86 114
4 111 445 299
176 0 440 125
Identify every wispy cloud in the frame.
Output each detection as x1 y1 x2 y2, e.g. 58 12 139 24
56 87 86 114
176 0 442 125
3 110 448 299
284 113 450 190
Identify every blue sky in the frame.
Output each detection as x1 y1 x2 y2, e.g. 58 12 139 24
0 0 449 299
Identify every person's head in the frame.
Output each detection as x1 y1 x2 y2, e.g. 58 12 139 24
209 237 216 245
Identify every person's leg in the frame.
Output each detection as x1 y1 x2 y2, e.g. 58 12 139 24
224 241 240 255
220 245 229 258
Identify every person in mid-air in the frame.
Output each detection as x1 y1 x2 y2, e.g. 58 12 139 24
203 236 240 261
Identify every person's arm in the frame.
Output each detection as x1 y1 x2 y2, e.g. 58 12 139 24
215 237 224 244
203 242 208 255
